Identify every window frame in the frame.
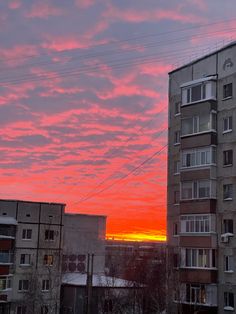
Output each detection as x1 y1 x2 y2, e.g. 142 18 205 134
224 292 234 310
181 180 213 200
18 279 29 292
180 214 212 234
223 150 233 167
181 146 216 169
20 254 31 266
45 229 54 241
223 116 233 133
223 184 233 201
22 229 32 240
223 83 233 99
42 279 50 291
224 255 234 272
43 254 54 266
183 248 216 269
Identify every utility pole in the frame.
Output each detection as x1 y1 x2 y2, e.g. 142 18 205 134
86 253 94 314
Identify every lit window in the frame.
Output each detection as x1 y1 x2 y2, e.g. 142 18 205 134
43 255 53 266
184 248 216 268
20 254 31 265
223 83 233 99
42 279 50 291
223 116 233 133
223 150 233 166
22 229 32 240
224 292 234 310
45 230 54 241
18 279 29 291
186 283 206 304
223 184 233 200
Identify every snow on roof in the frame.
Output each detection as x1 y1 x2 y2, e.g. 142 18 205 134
180 75 217 88
0 217 17 225
62 273 140 288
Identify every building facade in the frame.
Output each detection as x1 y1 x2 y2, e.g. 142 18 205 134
0 199 65 314
168 42 236 314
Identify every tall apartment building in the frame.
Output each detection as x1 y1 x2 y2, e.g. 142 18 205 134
168 42 236 314
0 199 65 314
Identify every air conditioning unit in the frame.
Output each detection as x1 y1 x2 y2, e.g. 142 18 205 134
221 234 229 243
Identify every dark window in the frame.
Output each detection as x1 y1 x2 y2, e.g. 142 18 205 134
175 102 180 115
104 300 113 313
174 191 180 204
45 230 54 241
17 306 27 314
18 280 29 291
174 131 180 144
22 229 32 240
42 279 50 291
224 292 234 308
20 254 31 265
223 219 233 234
173 253 178 268
223 150 233 166
223 184 233 200
191 85 202 102
173 223 178 235
41 305 49 314
223 116 233 132
223 83 233 98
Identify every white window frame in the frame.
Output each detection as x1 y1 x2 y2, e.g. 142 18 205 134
174 131 180 145
181 146 216 169
18 279 29 292
181 180 215 200
42 279 50 291
185 283 207 305
22 229 32 240
223 116 233 134
224 292 234 311
0 276 12 291
180 214 213 233
20 254 31 266
181 112 216 137
225 255 234 273
182 248 216 269
223 184 233 201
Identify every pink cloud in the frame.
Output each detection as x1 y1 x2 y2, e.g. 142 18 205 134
103 4 206 24
42 36 90 52
8 0 21 9
0 45 38 66
74 0 95 9
26 3 64 19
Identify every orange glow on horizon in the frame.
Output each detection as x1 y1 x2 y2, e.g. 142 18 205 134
106 232 166 242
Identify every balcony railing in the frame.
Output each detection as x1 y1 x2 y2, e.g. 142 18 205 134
0 252 14 264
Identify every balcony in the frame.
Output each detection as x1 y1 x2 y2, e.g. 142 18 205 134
0 252 13 265
0 227 15 239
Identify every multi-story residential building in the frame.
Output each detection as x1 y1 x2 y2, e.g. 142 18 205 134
168 42 236 314
0 199 65 314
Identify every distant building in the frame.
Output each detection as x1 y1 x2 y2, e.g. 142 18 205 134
105 240 166 281
0 199 65 314
62 213 106 275
168 42 236 313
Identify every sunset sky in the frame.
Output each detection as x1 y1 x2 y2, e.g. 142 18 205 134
0 1 236 241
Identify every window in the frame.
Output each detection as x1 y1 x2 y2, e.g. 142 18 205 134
223 116 233 133
223 219 233 234
17 306 27 314
173 223 178 236
22 229 32 240
174 102 180 115
223 184 233 200
0 277 11 291
225 255 234 272
223 150 233 166
184 248 216 268
174 160 180 174
181 112 216 136
186 284 206 304
174 191 180 204
223 83 233 99
181 180 212 200
41 305 49 314
181 215 211 233
45 230 54 241
174 131 180 144
43 255 53 266
182 146 216 168
20 254 31 265
18 279 29 291
173 253 179 268
42 279 50 291
224 292 234 310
